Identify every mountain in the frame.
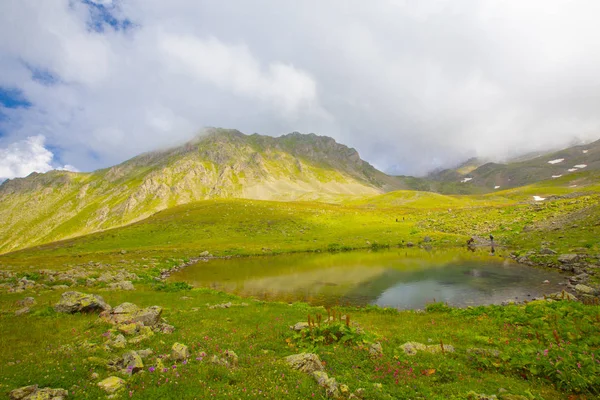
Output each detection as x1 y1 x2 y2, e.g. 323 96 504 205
0 128 406 254
427 138 600 190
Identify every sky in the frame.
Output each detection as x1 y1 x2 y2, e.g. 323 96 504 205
1 0 600 181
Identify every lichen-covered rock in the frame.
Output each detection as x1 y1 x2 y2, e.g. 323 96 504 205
15 307 30 316
108 281 135 291
100 303 162 327
16 297 36 307
558 254 580 264
368 342 383 358
121 351 144 375
9 385 68 399
575 284 597 295
400 342 427 356
98 376 125 394
117 323 138 335
153 322 175 334
466 348 501 357
290 322 309 331
110 334 127 349
547 291 578 301
54 292 111 314
312 371 340 398
285 353 324 374
171 342 190 361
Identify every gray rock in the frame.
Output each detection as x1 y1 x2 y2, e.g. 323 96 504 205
539 248 557 255
285 353 324 374
100 303 162 327
368 342 383 357
54 291 111 314
9 385 68 400
547 291 578 301
467 348 501 357
575 284 597 295
97 376 125 394
171 342 190 361
16 297 36 307
423 236 432 243
121 351 144 375
312 371 340 398
138 349 154 359
558 254 580 264
290 322 309 331
108 281 135 291
15 307 30 316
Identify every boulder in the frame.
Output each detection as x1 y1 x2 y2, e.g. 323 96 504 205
558 254 580 264
368 342 383 358
15 307 30 316
400 342 427 356
9 385 68 400
290 322 309 331
400 341 454 355
312 371 340 398
171 343 190 361
54 292 111 314
121 351 144 375
110 334 127 349
16 297 36 307
108 281 135 291
539 248 557 255
100 303 162 327
97 376 125 394
575 284 597 295
547 291 578 301
285 353 324 374
117 323 138 335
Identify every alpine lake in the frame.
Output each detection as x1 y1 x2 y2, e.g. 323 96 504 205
168 248 568 309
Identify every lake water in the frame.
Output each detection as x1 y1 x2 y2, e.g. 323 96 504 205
168 249 568 309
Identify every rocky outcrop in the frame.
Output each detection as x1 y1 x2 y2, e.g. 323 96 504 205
9 385 68 400
285 353 324 374
54 292 111 314
100 303 162 326
171 343 190 361
97 376 125 394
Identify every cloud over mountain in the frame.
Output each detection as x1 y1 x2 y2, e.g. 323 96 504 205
1 0 600 177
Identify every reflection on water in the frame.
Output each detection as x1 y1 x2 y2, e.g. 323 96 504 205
169 249 568 309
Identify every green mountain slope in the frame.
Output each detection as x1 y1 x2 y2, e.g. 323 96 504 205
428 138 600 190
0 129 405 254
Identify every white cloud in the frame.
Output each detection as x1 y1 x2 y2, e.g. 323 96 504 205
0 135 76 181
1 0 600 175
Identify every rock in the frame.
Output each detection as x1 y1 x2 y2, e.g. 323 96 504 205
285 353 324 374
117 323 138 335
128 326 154 344
368 342 383 358
108 281 135 291
138 349 154 359
9 385 68 399
121 351 144 375
547 291 578 301
51 285 71 291
575 284 597 295
54 292 111 314
208 302 232 309
100 303 162 327
98 376 125 394
90 372 99 380
500 395 529 400
406 242 415 247
426 343 455 354
539 248 557 255
312 371 340 398
199 251 211 257
466 392 498 400
558 254 580 264
15 307 30 316
16 297 36 307
224 350 238 367
400 342 427 356
111 334 127 349
423 236 432 243
290 322 309 331
153 323 175 334
171 343 190 361
467 348 501 357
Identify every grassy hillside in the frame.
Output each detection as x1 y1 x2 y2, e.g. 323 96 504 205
0 129 405 254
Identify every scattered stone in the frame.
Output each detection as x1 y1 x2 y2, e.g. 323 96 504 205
285 353 324 374
16 297 36 307
558 254 580 264
406 242 415 247
108 281 135 291
539 248 557 255
121 351 144 375
153 322 175 334
542 280 550 284
51 285 71 290
9 385 68 400
54 292 111 314
290 322 309 331
199 251 211 257
128 326 154 344
98 376 125 394
171 343 190 361
368 342 383 358
110 334 127 349
90 372 99 380
401 341 454 355
499 395 529 400
312 371 340 398
575 284 597 295
138 349 154 359
467 348 501 357
466 392 498 400
423 236 432 243
547 291 578 301
100 303 162 327
209 302 232 309
117 323 138 336
15 307 30 316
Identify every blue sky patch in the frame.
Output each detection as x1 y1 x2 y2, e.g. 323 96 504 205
0 87 31 109
29 65 60 86
81 0 135 33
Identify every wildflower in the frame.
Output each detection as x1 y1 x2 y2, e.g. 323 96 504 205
172 365 177 370
543 349 549 356
577 363 582 369
148 367 155 373
182 360 188 365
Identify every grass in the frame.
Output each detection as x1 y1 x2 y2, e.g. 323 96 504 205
1 286 597 399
